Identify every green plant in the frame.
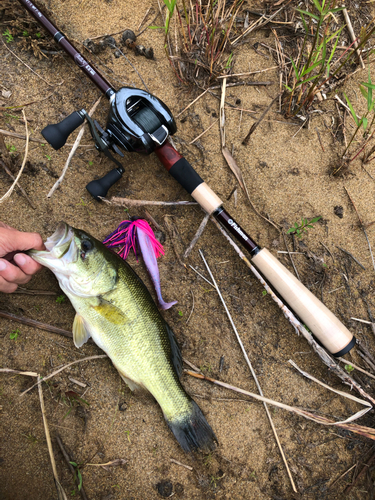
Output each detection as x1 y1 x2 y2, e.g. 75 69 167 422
69 462 83 491
124 430 131 443
45 154 51 161
287 216 321 238
6 144 17 153
340 63 375 164
35 32 42 38
10 329 20 340
3 29 14 43
345 364 354 373
162 0 177 37
178 310 183 317
56 294 66 304
22 30 29 37
262 290 267 297
285 1 375 115
23 433 38 444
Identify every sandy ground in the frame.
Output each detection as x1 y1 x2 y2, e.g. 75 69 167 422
1 1 375 499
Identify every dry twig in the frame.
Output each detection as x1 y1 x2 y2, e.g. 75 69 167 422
38 377 68 500
20 355 107 396
342 7 365 69
183 214 210 259
185 371 373 438
200 250 297 493
0 157 35 209
56 435 89 500
344 186 375 273
0 310 73 339
1 39 59 87
242 94 281 145
0 109 29 204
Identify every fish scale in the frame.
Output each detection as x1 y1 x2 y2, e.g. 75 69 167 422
30 222 217 452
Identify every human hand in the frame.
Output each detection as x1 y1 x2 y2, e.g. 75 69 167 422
0 222 45 293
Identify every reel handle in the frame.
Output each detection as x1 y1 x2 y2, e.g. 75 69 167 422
42 110 85 150
86 168 123 200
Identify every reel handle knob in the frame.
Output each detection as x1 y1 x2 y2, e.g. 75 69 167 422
86 168 123 200
41 110 85 150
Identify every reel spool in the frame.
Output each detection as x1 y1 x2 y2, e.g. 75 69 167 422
41 87 177 199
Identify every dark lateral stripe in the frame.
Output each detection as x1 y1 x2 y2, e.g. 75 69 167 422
169 158 204 194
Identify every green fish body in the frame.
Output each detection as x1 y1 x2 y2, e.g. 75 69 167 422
30 222 216 452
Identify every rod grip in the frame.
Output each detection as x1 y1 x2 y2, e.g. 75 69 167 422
252 248 355 356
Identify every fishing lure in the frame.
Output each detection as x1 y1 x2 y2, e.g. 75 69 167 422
104 219 177 310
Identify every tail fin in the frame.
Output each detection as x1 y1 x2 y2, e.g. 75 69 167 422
165 400 217 453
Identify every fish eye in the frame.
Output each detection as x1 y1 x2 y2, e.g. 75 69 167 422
81 240 93 254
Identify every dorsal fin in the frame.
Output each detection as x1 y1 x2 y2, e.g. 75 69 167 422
165 322 182 378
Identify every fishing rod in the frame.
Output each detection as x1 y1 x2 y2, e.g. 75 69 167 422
18 0 356 357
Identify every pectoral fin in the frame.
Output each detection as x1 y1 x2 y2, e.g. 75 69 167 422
73 314 91 348
92 299 128 325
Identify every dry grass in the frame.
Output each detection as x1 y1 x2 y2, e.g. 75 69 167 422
167 0 243 87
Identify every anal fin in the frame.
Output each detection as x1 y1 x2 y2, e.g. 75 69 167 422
116 368 144 392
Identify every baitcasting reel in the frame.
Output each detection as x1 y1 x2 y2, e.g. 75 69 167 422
42 88 177 199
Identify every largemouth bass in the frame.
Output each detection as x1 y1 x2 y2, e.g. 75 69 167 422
30 222 217 452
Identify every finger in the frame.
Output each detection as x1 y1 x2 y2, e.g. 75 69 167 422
13 253 43 275
10 231 45 252
0 259 32 285
0 276 17 293
0 229 45 255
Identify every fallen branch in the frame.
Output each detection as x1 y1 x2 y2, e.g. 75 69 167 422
0 109 29 204
242 94 281 145
183 214 210 258
56 435 89 500
0 310 73 339
20 355 108 396
200 250 297 493
0 158 35 209
185 371 374 439
38 377 68 500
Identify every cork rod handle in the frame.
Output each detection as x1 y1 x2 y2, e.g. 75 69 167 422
252 249 355 356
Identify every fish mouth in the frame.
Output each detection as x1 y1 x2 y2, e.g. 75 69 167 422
45 221 73 254
30 222 78 268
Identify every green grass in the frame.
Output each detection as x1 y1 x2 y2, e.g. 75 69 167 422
69 462 83 491
3 29 13 43
342 63 375 161
10 329 20 340
56 294 66 304
285 1 375 115
287 217 321 239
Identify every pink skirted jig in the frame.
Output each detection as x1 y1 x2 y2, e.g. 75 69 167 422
103 219 177 310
